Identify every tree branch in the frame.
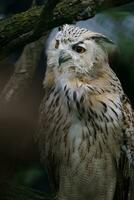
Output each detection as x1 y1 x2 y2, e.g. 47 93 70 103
0 36 46 106
0 0 133 60
0 36 48 167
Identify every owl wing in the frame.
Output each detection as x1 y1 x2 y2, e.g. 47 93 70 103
115 95 134 200
114 151 130 200
36 95 60 194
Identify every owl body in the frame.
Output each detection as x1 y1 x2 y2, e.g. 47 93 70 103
37 25 134 200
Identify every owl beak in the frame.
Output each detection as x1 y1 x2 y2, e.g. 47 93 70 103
59 50 72 65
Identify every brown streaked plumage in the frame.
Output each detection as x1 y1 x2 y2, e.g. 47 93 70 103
36 24 134 200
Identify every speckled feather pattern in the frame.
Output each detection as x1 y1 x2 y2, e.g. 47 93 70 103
37 25 134 200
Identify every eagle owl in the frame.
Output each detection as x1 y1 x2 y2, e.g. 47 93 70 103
37 24 134 200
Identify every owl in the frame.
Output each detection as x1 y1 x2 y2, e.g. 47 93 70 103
37 24 134 200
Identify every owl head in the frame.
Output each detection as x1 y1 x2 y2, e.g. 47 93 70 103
46 24 117 84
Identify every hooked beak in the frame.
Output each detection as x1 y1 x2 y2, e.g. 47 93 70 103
59 50 72 65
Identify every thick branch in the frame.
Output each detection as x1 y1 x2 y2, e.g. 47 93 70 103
0 6 41 50
0 37 47 166
0 0 133 60
0 37 46 106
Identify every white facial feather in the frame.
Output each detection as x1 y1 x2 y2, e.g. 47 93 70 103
47 24 114 82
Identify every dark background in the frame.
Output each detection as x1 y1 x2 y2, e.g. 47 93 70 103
0 0 45 15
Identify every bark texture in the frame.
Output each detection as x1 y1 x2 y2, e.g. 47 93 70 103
0 0 133 60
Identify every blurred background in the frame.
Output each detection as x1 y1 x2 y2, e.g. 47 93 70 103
0 0 134 194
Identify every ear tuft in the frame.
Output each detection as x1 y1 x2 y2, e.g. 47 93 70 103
58 26 62 31
98 37 120 70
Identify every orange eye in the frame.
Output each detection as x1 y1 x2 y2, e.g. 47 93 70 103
72 45 86 53
55 40 59 49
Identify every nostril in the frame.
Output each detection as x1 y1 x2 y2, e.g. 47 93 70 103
60 50 66 56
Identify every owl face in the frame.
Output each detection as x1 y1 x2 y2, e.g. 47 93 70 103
47 24 115 81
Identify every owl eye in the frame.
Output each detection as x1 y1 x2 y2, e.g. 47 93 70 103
72 45 86 53
55 40 59 49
